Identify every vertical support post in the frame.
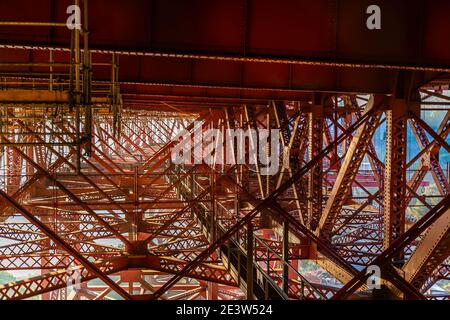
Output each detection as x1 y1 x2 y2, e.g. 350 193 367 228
210 172 216 242
234 187 240 223
246 223 254 300
282 220 289 294
383 72 419 266
26 145 34 178
308 94 323 230
49 49 53 91
41 210 52 300
83 0 92 156
384 100 408 263
237 250 241 285
244 105 264 198
333 97 339 163
207 282 218 300
447 163 450 186
132 166 138 242
266 109 275 197
111 53 121 137
74 0 81 174
207 165 219 304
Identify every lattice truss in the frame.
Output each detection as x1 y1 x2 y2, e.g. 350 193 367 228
0 89 449 300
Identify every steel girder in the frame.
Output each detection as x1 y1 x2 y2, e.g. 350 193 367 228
0 0 449 101
319 96 384 239
383 99 409 256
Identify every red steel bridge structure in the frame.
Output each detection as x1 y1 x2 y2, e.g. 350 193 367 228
0 0 449 300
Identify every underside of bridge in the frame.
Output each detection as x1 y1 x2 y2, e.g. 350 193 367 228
0 0 449 301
